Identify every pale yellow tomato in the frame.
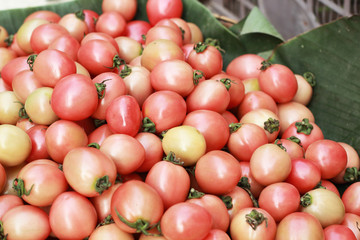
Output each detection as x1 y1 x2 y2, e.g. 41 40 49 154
0 91 23 125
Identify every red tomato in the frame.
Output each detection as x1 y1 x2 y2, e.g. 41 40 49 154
0 195 23 220
1 56 30 86
274 138 305 159
341 182 360 215
145 25 183 47
2 205 51 239
146 160 190 209
123 20 152 44
0 48 16 72
341 213 360 240
305 139 347 179
258 62 298 103
183 109 230 152
230 207 276 240
87 124 113 146
161 202 212 240
58 11 88 42
142 90 187 134
105 95 142 136
237 91 278 118
0 77 11 92
223 186 253 220
95 11 127 38
324 224 357 240
170 18 192 45
81 32 120 52
33 49 77 87
202 229 231 240
100 134 145 175
228 122 268 162
16 19 49 54
195 150 242 195
146 0 183 26
83 9 99 33
0 163 7 193
275 212 324 240
222 110 238 124
24 10 61 23
285 157 321 195
89 223 134 240
12 69 43 104
239 161 265 199
320 179 341 197
332 142 360 184
258 182 300 222
48 34 80 61
14 159 68 206
186 79 230 114
250 143 292 186
25 125 50 162
111 180 164 234
102 0 137 22
186 194 230 231
45 119 88 163
226 54 265 80
49 191 98 239
135 132 163 172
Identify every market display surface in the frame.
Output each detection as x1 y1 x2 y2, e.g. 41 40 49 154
0 0 359 239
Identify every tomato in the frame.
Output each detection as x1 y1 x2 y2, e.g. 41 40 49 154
324 224 357 240
0 48 16 72
2 205 51 239
16 18 49 54
237 91 278 119
285 157 321 195
100 134 145 175
51 73 98 121
301 188 345 227
48 34 81 61
222 110 238 124
123 20 152 44
281 118 324 150
186 79 230 114
29 23 69 53
49 191 98 239
161 202 212 240
89 223 134 240
145 25 183 47
341 213 360 240
0 124 31 167
0 26 8 48
142 90 187 134
226 54 265 80
258 182 300 222
170 18 192 45
0 195 23 220
88 124 113 146
274 138 305 159
183 109 229 152
0 163 6 193
275 212 324 240
14 159 68 206
2 162 26 195
91 72 127 120
24 10 61 23
292 74 314 105
0 91 22 125
141 39 185 71
1 56 29 86
187 44 223 79
230 207 276 240
95 11 127 38
341 182 360 215
332 142 360 184
77 39 119 76
25 125 50 162
45 119 88 163
81 32 120 52
223 186 253 220
58 11 88 42
243 77 261 93
305 139 347 179
187 193 230 231
75 61 91 77
102 0 137 22
320 179 340 197
146 0 183 26
162 125 206 166
114 36 142 63
111 180 164 234
240 108 280 142
195 150 242 195
239 161 265 199
0 77 11 92
228 123 268 162
258 62 298 103
146 160 190 209
12 69 43 104
83 9 99 33
8 34 28 57
105 95 142 136
188 22 204 44
135 132 163 172
250 143 292 186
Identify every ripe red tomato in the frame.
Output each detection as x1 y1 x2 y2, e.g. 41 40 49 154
237 90 278 119
102 0 137 22
332 142 360 184
226 53 265 80
324 224 357 240
12 69 43 104
123 20 152 44
341 182 360 215
24 10 61 23
161 202 212 240
223 186 253 220
135 132 163 172
341 213 360 239
83 9 99 33
239 161 265 199
1 56 29 87
0 195 23 220
95 11 127 38
111 180 164 234
146 0 183 26
58 11 88 42
48 34 80 61
26 125 50 162
17 18 49 54
0 163 6 192
274 138 305 159
145 25 183 47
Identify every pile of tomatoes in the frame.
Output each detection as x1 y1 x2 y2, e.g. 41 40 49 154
0 0 360 239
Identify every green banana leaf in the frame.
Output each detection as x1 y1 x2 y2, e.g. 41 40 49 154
0 0 359 164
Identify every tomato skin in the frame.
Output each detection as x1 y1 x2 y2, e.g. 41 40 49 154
0 91 23 125
0 195 23 220
223 186 253 220
95 11 127 38
145 25 183 47
89 223 134 240
183 109 230 152
160 202 212 240
146 0 183 26
123 20 152 44
102 0 137 22
239 161 265 199
195 150 242 195
187 22 204 44
341 213 360 240
0 48 16 73
332 142 360 184
58 12 88 42
12 69 43 104
226 54 265 80
88 124 113 146
26 125 50 162
274 138 305 159
1 56 29 87
146 161 190 209
0 163 6 193
292 74 313 105
230 207 276 240
24 10 61 23
2 205 51 240
51 73 98 121
321 179 340 197
237 90 278 119
111 180 164 233
48 34 81 61
0 77 11 92
324 224 357 240
45 119 88 163
305 139 347 179
275 212 324 240
17 18 49 54
81 32 120 52
135 132 163 172
202 229 231 240
341 182 360 216
105 95 142 136
49 191 98 239
83 9 99 33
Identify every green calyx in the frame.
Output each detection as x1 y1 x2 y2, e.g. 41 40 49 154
12 178 34 198
274 139 287 151
300 193 312 207
295 118 313 135
245 209 268 230
188 187 205 199
95 79 111 99
303 72 316 87
163 151 184 166
27 54 37 71
219 78 232 90
97 215 115 228
95 175 112 194
343 167 360 183
264 117 280 134
75 10 85 21
193 70 204 85
260 60 272 71
229 123 243 133
194 41 208 53
4 34 13 47
141 117 156 133
88 142 100 149
119 64 132 78
238 177 259 208
220 195 233 209
287 136 302 145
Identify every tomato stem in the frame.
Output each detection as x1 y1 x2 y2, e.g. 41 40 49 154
229 123 243 133
0 221 7 239
219 78 232 90
260 60 272 71
264 117 280 134
220 195 233 209
27 54 37 71
163 151 184 166
286 136 302 145
88 142 100 149
343 167 359 183
12 178 34 198
119 64 132 78
75 10 85 21
97 215 114 228
179 27 185 40
188 187 205 199
193 70 204 85
17 103 29 120
274 139 287 151
194 41 208 53
245 209 268 230
112 55 126 70
303 72 316 87
95 79 111 99
300 193 312 207
4 34 13 47
95 175 112 194
295 118 313 135
238 177 259 208
93 119 107 128
141 117 156 133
